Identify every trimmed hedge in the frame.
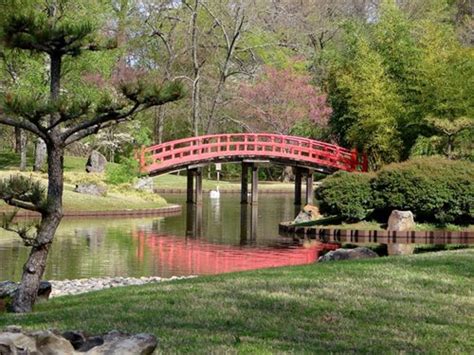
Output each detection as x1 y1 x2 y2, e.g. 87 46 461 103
316 171 375 221
316 157 474 224
373 157 473 224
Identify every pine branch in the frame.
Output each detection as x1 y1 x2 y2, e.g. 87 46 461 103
0 176 47 214
1 211 39 247
0 113 49 142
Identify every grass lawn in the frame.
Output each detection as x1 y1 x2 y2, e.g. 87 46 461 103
1 250 472 353
154 173 296 191
0 153 169 211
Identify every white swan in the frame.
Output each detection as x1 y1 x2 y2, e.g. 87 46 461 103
210 186 220 199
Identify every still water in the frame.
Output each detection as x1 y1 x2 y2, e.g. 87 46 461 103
0 194 338 281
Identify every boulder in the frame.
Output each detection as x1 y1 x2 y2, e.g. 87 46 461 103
32 330 76 355
0 331 39 354
0 329 158 354
387 210 415 231
86 150 107 173
318 247 378 262
134 177 154 192
74 183 107 197
303 204 322 220
87 331 157 355
0 281 51 311
292 204 322 224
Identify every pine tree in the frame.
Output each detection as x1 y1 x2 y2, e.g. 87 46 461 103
0 0 183 312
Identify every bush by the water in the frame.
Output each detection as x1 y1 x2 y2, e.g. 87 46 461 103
317 157 473 224
316 171 375 221
373 158 473 224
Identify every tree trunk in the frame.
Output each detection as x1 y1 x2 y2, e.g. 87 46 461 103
33 139 47 171
12 145 64 313
190 1 200 137
19 130 27 171
154 106 165 144
15 127 21 153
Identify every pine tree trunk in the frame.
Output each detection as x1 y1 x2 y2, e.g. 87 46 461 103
12 145 64 313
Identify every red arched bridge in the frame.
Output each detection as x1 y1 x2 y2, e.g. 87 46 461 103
138 133 367 205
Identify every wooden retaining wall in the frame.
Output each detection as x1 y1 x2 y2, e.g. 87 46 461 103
279 223 474 245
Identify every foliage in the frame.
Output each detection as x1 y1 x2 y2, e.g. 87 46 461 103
317 157 474 224
238 63 332 135
105 156 140 185
316 171 375 221
373 157 473 224
330 32 404 169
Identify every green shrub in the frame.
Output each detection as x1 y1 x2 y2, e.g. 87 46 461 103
105 157 140 185
316 171 375 221
373 157 473 224
316 157 473 224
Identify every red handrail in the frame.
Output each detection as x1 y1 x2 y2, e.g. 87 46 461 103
140 133 367 175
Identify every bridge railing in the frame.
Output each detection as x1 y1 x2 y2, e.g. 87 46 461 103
140 133 368 174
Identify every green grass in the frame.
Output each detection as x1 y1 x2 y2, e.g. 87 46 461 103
0 170 168 213
154 173 295 191
1 250 472 353
0 150 91 172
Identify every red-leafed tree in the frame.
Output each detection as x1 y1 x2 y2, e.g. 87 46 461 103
239 65 332 135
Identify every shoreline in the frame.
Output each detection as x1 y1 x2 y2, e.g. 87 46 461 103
1 204 182 219
48 275 197 298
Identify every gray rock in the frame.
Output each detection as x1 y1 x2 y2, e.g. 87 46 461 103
87 331 157 355
74 183 107 197
32 330 76 355
86 150 107 173
293 210 312 224
134 177 154 192
318 247 378 262
0 331 38 354
0 329 157 355
62 331 87 350
0 281 51 311
387 210 415 231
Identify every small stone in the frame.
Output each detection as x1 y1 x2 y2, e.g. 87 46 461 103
134 177 154 192
74 183 107 197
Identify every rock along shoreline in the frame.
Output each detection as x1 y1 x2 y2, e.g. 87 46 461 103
49 275 197 298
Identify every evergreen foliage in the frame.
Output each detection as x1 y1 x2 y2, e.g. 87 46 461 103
317 157 474 224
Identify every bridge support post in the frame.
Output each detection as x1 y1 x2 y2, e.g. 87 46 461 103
305 169 314 205
241 162 249 204
194 168 203 205
186 169 194 203
294 167 302 206
251 164 258 205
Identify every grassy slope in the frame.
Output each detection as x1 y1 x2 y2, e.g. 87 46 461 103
0 153 168 211
1 250 473 353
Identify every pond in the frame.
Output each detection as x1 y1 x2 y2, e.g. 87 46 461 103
0 193 338 281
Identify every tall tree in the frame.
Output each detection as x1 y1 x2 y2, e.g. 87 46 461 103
0 0 183 312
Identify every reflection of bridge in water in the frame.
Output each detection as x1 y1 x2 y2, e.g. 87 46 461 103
133 204 338 275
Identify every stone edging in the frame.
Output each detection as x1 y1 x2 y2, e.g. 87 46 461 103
3 204 182 218
49 275 197 298
279 222 474 245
